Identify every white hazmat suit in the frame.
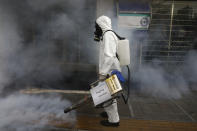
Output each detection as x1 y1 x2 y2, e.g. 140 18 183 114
96 15 121 123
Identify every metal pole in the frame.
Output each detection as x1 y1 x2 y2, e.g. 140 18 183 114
168 0 174 57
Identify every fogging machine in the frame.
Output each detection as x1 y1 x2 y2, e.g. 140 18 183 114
64 67 130 113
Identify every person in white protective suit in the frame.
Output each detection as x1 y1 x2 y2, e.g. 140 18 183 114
94 15 120 127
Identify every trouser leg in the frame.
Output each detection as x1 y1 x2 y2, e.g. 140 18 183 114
104 99 119 123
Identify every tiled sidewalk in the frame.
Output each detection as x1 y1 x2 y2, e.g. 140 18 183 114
21 88 197 130
53 115 197 131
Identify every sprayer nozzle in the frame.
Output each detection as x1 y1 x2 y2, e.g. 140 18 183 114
64 107 71 113
64 106 74 113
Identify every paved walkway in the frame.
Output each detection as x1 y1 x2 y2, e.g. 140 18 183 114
21 88 197 130
52 115 197 131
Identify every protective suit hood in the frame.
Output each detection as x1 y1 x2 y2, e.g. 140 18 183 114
96 15 112 32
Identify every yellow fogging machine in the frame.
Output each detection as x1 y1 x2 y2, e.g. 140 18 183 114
64 74 122 113
64 66 130 113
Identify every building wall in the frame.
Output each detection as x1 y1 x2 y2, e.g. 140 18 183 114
96 0 115 17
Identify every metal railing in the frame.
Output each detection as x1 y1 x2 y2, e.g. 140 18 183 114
140 0 197 68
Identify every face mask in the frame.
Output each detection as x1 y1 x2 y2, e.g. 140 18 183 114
94 23 102 42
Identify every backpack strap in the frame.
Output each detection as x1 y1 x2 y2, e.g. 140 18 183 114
102 30 125 40
102 30 125 60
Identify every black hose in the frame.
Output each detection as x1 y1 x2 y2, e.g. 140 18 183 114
126 65 131 103
122 65 130 104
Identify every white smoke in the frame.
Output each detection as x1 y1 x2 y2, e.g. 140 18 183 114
132 45 197 99
0 0 92 91
183 51 197 89
134 62 191 99
0 6 22 92
27 0 85 12
0 94 75 131
0 0 90 130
